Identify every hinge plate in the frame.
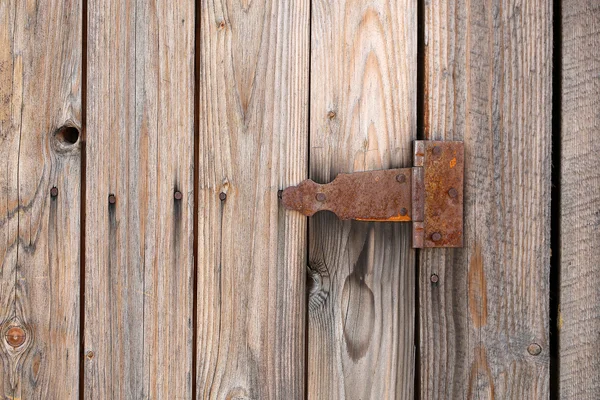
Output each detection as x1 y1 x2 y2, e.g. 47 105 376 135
281 141 464 248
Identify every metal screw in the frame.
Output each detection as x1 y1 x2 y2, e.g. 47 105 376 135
432 146 442 156
5 327 25 348
174 191 183 200
86 351 95 360
448 187 458 198
108 194 116 204
396 174 406 183
527 343 542 356
431 232 442 242
219 192 227 201
316 193 326 202
430 274 439 284
50 187 59 197
399 208 408 216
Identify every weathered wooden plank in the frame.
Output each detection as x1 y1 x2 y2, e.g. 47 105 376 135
420 0 552 398
196 0 309 398
0 0 81 398
85 0 194 397
307 0 416 398
560 1 600 398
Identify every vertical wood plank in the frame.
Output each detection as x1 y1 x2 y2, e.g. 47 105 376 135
85 0 194 397
307 0 416 398
560 1 600 398
0 0 81 398
196 0 309 398
420 0 552 398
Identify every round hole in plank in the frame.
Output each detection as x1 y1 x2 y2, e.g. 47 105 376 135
54 125 80 145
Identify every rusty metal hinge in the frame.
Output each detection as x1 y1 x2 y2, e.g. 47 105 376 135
281 141 464 248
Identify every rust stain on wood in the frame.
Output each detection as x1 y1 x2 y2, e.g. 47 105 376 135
467 346 495 400
468 244 488 328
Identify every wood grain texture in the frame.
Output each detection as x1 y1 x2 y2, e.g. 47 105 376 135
85 0 194 397
560 1 600 398
0 0 81 398
307 0 416 398
196 0 309 398
420 0 552 398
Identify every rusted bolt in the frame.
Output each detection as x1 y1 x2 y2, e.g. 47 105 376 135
432 146 442 156
50 187 59 197
219 192 227 201
431 232 442 242
448 187 458 198
327 111 336 120
174 191 183 200
396 174 406 183
86 351 95 360
399 208 408 216
527 343 542 356
5 327 26 348
108 194 116 204
316 193 326 202
430 274 439 284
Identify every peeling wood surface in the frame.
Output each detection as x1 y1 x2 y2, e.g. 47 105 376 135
195 0 309 398
420 0 552 398
0 0 82 398
307 0 416 398
84 0 195 397
560 1 600 398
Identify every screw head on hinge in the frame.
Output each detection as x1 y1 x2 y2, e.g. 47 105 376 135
431 232 442 242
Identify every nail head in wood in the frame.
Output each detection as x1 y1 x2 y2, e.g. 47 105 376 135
527 343 542 356
50 187 59 197
174 191 183 200
108 194 116 204
219 192 227 201
430 274 439 284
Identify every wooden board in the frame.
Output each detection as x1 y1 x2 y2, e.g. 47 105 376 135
84 1 194 397
420 0 552 398
196 0 309 398
560 1 600 398
0 0 82 398
307 0 416 398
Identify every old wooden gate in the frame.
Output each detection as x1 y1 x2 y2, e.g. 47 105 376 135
1 0 598 398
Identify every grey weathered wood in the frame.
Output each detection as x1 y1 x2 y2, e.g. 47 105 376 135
196 0 309 398
560 1 600 398
307 0 416 398
0 0 81 398
420 0 552 398
85 1 194 397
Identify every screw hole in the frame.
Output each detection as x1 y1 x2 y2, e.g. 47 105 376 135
54 126 80 145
